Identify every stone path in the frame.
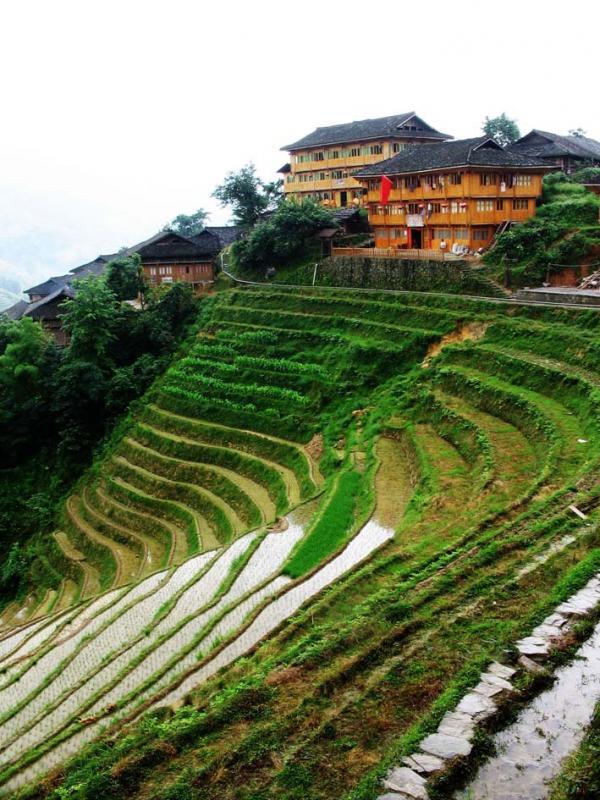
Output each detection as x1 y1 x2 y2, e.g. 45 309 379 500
375 573 600 800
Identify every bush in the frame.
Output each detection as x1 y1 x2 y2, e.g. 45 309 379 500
536 194 600 226
231 200 336 272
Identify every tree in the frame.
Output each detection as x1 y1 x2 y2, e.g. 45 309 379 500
0 317 51 400
482 113 520 147
569 128 586 138
231 200 336 271
60 276 119 364
213 164 281 228
164 208 209 238
105 253 145 302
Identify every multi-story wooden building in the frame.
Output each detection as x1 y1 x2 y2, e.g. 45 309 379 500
353 137 552 251
280 112 451 208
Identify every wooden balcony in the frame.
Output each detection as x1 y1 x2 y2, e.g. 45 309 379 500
285 176 362 193
292 152 386 173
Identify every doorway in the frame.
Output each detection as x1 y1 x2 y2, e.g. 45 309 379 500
340 191 348 207
410 229 423 248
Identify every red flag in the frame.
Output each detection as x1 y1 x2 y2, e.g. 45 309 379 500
380 175 392 205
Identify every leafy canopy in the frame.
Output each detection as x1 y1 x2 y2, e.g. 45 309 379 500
482 113 520 147
231 200 336 271
213 164 282 228
164 209 209 238
105 253 146 301
0 316 51 399
60 276 119 363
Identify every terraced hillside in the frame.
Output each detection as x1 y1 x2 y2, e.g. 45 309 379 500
0 286 599 800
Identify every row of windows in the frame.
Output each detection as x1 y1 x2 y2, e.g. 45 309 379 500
296 190 363 202
294 142 406 164
366 172 534 192
376 227 491 241
371 198 530 214
479 173 532 187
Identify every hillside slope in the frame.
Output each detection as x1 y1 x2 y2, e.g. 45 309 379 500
0 287 599 799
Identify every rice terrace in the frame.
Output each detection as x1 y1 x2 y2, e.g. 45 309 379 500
1 281 600 800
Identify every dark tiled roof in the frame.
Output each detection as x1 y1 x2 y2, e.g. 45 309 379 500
509 130 600 161
277 163 291 173
582 175 600 185
204 226 244 248
130 230 220 262
282 112 451 151
2 300 28 320
24 286 75 319
354 137 551 178
24 274 72 297
70 254 117 276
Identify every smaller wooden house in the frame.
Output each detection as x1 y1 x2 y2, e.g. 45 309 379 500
508 131 600 174
132 230 220 290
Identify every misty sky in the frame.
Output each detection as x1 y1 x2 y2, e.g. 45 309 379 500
0 0 597 291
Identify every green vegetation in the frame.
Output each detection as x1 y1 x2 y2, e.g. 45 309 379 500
482 112 520 146
285 470 362 578
230 200 335 273
0 279 197 605
485 171 600 287
2 285 600 800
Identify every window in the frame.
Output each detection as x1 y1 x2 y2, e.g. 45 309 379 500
496 199 504 211
390 227 407 239
424 174 441 189
159 266 172 275
433 228 452 239
332 170 343 179
331 150 340 159
515 174 532 186
473 228 490 241
513 198 529 210
150 267 157 275
350 147 361 157
312 151 324 162
404 176 421 190
430 202 442 213
318 172 326 181
476 200 494 212
388 204 404 215
369 144 383 155
450 201 465 214
407 203 421 214
454 228 469 240
392 142 406 153
479 173 497 186
449 173 462 185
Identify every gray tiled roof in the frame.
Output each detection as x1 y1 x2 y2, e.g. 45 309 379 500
2 300 28 320
204 226 244 248
130 230 220 261
509 130 600 161
24 274 72 297
354 137 550 178
282 112 451 151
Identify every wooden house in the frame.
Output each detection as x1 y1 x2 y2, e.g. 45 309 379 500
134 228 243 289
132 230 220 290
280 112 451 208
353 137 551 252
508 130 600 175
